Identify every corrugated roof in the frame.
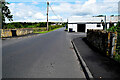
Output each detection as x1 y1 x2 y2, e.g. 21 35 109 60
68 16 118 23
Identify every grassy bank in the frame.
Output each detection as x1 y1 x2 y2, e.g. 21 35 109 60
33 26 62 34
64 28 68 31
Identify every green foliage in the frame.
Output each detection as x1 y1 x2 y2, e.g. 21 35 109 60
49 25 63 31
6 23 15 29
34 22 46 27
26 25 37 28
33 25 63 34
108 22 120 61
6 22 24 29
5 22 64 29
1 1 13 28
107 22 120 32
107 25 117 32
62 22 68 28
116 22 120 56
97 15 105 17
114 53 120 62
64 28 68 31
33 28 47 33
15 23 24 28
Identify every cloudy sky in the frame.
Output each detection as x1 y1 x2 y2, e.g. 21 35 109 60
6 0 120 22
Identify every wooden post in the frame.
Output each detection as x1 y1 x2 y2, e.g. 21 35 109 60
113 32 117 57
47 1 49 31
107 32 111 56
111 32 118 58
104 15 107 30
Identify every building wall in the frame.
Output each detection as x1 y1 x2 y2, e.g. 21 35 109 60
107 24 109 29
68 24 103 33
68 24 77 32
114 23 117 26
68 23 117 33
86 24 103 32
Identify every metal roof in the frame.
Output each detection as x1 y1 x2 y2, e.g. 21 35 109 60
68 16 118 23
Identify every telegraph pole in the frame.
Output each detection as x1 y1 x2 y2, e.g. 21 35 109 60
47 1 49 31
104 15 106 30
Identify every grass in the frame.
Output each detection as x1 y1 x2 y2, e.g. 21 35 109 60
114 53 120 62
33 27 62 34
64 28 68 31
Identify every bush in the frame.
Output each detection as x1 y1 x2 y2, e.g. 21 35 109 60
7 23 15 29
107 22 120 62
5 22 63 29
6 22 24 29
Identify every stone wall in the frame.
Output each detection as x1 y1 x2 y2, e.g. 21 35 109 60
1 29 12 37
16 29 33 36
1 28 33 38
87 29 117 58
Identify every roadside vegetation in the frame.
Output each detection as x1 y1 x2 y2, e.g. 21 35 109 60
33 25 63 34
5 22 66 29
1 1 67 34
4 22 66 34
1 1 13 28
64 28 68 31
107 22 120 62
5 22 52 29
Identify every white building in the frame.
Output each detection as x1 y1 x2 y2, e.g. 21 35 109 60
68 16 118 32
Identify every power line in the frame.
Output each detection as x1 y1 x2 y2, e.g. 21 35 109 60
49 4 63 22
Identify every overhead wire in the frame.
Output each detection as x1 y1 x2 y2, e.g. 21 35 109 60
49 4 63 22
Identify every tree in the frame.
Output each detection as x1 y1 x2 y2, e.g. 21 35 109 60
97 15 104 17
1 0 13 29
110 15 114 17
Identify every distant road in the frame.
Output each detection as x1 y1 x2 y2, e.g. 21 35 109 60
3 28 85 78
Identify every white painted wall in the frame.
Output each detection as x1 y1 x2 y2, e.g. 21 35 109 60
107 23 109 29
68 23 104 32
68 16 118 32
68 24 77 32
114 23 117 26
86 24 103 32
68 23 117 33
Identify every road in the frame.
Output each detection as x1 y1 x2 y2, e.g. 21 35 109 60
73 37 120 78
2 28 85 78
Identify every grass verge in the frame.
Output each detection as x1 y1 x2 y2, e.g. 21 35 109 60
64 28 68 31
33 27 62 34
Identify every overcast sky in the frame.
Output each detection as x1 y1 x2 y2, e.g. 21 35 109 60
6 0 120 22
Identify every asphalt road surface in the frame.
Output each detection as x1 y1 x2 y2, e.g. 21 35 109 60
73 37 120 78
2 28 85 78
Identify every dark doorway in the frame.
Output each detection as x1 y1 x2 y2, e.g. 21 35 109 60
77 24 85 32
11 30 17 37
69 28 73 32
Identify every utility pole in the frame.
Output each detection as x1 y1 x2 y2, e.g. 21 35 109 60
94 15 107 30
104 15 107 30
60 18 63 25
47 1 49 31
0 1 2 29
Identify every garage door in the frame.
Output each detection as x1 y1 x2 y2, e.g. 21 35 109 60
77 24 85 32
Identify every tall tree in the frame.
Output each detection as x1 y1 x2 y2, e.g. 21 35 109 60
0 0 13 29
